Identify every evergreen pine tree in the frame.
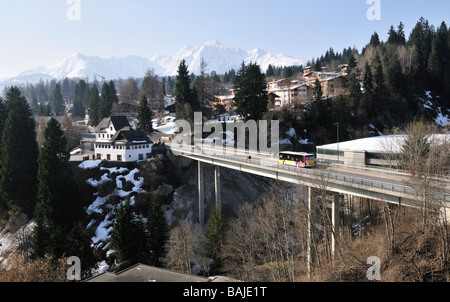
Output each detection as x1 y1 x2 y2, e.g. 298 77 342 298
78 80 90 106
137 95 153 135
0 87 38 213
161 77 167 95
387 53 404 95
397 22 406 45
52 83 65 116
72 97 85 118
32 117 93 264
363 61 374 95
233 62 268 121
427 21 448 94
372 53 387 97
89 85 101 126
346 54 361 98
174 60 193 120
313 78 323 101
266 64 275 77
99 82 112 120
387 25 400 44
0 97 7 139
206 205 227 274
369 32 381 47
66 221 98 279
107 80 119 104
111 198 151 265
145 193 168 267
33 117 69 258
73 83 83 118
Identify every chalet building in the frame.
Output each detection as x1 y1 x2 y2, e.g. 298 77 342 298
267 78 310 107
213 89 236 112
302 66 348 99
311 75 347 98
94 115 152 162
266 64 349 108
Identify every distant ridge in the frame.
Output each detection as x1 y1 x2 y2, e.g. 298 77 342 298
0 40 304 86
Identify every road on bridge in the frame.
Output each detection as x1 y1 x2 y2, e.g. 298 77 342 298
169 143 450 204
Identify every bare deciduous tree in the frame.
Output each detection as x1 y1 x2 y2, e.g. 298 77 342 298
221 183 307 282
119 77 139 105
140 69 163 111
164 220 210 276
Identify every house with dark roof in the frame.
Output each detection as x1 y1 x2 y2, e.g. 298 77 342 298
94 116 153 162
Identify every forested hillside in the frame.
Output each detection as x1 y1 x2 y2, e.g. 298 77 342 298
293 18 450 146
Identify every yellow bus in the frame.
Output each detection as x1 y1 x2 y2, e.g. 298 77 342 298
278 151 316 168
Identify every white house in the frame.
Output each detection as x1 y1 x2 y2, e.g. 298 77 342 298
94 116 153 162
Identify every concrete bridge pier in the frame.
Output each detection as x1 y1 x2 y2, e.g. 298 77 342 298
198 163 222 224
332 193 340 260
214 166 222 215
306 186 313 280
198 161 205 224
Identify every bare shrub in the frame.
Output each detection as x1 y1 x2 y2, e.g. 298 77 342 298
0 252 68 282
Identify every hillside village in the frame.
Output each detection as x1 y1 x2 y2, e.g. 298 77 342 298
0 17 450 284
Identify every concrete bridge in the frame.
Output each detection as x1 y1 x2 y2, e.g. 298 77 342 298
168 144 450 277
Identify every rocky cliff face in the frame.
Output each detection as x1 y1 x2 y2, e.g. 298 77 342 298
166 162 274 227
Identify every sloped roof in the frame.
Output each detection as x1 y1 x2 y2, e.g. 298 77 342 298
112 127 151 145
86 263 240 282
96 116 130 132
86 263 209 282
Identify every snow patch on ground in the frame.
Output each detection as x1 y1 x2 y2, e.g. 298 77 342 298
84 164 144 252
78 160 101 169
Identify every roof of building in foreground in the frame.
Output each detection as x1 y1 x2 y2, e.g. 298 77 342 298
96 115 130 133
86 263 240 282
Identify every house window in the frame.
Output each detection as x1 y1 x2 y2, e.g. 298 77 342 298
107 154 111 160
117 155 122 161
96 154 101 160
139 154 144 160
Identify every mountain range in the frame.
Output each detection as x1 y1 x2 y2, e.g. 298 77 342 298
1 40 304 87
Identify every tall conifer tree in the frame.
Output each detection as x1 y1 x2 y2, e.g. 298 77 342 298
174 60 196 120
233 62 268 121
137 95 153 135
52 83 65 116
32 118 94 266
89 85 101 126
145 194 168 267
0 87 38 213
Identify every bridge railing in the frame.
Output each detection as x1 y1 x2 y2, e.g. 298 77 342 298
169 146 450 203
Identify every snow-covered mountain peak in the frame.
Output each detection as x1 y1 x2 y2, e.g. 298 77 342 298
204 39 225 47
1 41 304 86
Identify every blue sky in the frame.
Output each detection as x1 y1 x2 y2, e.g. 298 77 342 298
0 0 449 78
